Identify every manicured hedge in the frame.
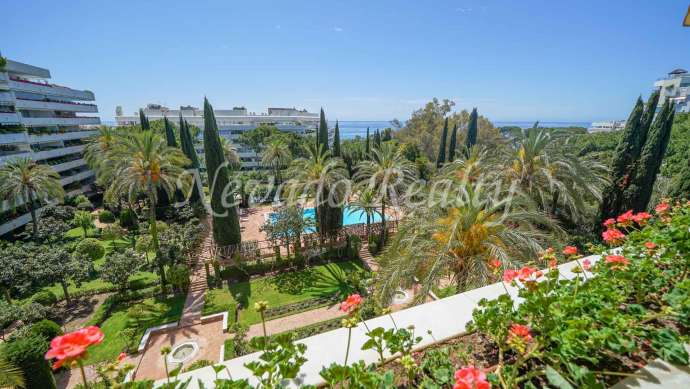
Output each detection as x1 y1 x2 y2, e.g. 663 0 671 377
3 334 56 389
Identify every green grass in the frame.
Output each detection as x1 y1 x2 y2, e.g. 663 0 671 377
85 295 185 365
65 226 99 239
204 260 366 326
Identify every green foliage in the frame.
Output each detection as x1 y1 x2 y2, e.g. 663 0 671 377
75 238 105 261
98 210 116 223
317 108 329 150
139 108 150 130
31 290 58 306
245 333 307 388
332 120 341 157
100 249 142 290
28 319 63 341
167 264 190 294
464 107 478 153
73 210 95 237
183 359 214 372
436 117 448 168
119 208 138 229
448 123 458 162
2 333 56 389
163 116 178 147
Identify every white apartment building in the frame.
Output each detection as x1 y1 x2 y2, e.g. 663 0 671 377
115 104 319 168
654 68 690 113
0 57 100 235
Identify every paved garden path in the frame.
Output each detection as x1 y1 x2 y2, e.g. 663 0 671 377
179 220 213 327
358 242 379 271
245 304 345 339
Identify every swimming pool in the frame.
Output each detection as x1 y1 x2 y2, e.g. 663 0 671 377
270 206 383 232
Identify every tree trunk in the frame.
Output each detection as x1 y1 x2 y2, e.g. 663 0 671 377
27 189 38 239
366 213 371 237
380 200 387 245
3 287 12 304
550 190 560 216
61 281 71 304
148 186 166 286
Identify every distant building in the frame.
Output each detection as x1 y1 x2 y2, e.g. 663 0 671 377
115 104 319 168
588 120 626 133
654 68 690 113
0 56 100 235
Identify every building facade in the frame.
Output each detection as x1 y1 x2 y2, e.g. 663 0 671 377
654 68 690 113
115 104 319 168
0 57 100 235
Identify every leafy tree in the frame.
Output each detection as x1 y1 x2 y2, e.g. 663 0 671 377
101 223 125 242
355 143 416 243
333 120 341 157
261 140 291 183
99 130 190 286
32 247 89 303
318 108 329 150
623 99 675 211
136 234 154 263
464 108 478 154
72 210 94 238
139 108 150 130
163 116 177 147
0 157 65 239
74 238 105 261
0 243 33 303
203 98 242 248
261 205 313 257
238 124 280 154
448 123 458 162
100 249 142 291
436 118 448 168
167 264 190 294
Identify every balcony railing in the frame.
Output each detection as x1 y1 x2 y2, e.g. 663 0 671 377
28 130 97 143
32 144 84 161
8 77 95 101
0 92 13 104
60 169 94 186
15 98 99 113
0 132 27 144
0 112 20 124
52 158 87 173
21 116 101 127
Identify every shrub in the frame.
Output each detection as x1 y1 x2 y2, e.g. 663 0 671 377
75 238 105 261
119 208 138 229
76 200 94 211
0 301 21 332
29 319 63 341
31 290 58 306
21 303 52 324
98 210 116 223
168 264 190 294
3 334 57 389
101 224 125 241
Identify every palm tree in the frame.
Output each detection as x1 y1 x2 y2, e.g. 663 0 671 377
73 210 94 238
376 180 556 302
355 143 416 243
261 140 292 183
100 131 190 285
504 129 609 224
349 186 380 236
219 137 241 169
84 125 119 174
288 144 348 238
0 157 64 238
0 355 24 389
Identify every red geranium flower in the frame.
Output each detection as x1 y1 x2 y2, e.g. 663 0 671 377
489 258 501 270
340 294 363 313
603 218 616 228
632 212 652 226
508 324 533 342
454 366 490 389
644 241 657 250
562 246 578 256
655 202 670 214
617 210 634 226
503 269 518 283
45 326 104 369
548 259 558 269
602 228 626 244
582 259 591 271
517 266 538 282
605 254 630 269
118 352 126 362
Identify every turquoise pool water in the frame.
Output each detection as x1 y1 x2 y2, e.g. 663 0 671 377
270 206 383 232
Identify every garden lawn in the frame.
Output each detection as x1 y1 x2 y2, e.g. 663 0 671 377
38 271 159 301
204 260 366 326
84 295 185 365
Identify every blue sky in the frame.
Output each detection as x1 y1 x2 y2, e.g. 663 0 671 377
3 0 689 122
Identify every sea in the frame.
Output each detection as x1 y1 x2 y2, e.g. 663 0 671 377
332 121 592 140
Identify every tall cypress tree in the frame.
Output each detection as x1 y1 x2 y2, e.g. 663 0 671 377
333 120 341 157
436 118 449 168
637 90 661 152
599 97 645 224
465 108 478 154
374 129 381 149
203 98 241 247
448 123 458 162
180 116 202 204
163 116 177 147
318 108 329 150
365 127 370 157
623 99 675 212
139 109 150 130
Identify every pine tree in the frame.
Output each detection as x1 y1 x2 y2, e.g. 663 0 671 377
333 120 341 157
318 108 329 150
203 98 241 247
599 97 645 224
365 127 370 157
180 115 202 204
163 116 177 147
465 108 478 154
623 99 675 211
139 109 150 130
448 123 458 162
436 118 449 168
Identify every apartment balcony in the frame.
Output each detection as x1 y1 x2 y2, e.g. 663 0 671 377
0 73 7 82
0 92 13 104
0 131 27 145
15 98 99 113
28 130 97 143
21 116 101 127
8 78 95 101
0 210 34 236
0 112 21 124
4 60 51 79
52 158 87 173
32 144 85 161
60 169 95 186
